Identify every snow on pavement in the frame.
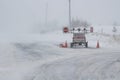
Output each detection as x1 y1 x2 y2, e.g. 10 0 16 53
0 25 120 80
33 49 120 80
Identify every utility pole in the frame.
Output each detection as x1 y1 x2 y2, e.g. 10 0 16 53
69 0 71 28
45 2 48 27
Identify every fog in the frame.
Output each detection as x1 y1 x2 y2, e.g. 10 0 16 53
0 0 120 33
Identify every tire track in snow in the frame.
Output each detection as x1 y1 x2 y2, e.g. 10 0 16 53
10 42 120 80
28 51 120 80
77 52 120 80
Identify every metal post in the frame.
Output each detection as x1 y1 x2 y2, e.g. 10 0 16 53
69 0 71 28
45 2 48 27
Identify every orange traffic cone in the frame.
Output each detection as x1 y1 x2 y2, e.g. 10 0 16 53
64 41 68 48
59 41 68 48
96 41 100 48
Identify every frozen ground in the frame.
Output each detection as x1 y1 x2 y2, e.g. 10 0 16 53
0 25 120 80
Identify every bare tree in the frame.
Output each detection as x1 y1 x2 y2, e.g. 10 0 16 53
71 18 80 27
112 26 117 33
71 18 90 28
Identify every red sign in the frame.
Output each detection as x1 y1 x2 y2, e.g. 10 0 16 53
90 27 93 33
63 27 69 33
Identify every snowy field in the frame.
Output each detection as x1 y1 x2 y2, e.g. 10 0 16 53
0 25 120 80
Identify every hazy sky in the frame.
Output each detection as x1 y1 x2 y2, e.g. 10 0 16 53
0 0 120 33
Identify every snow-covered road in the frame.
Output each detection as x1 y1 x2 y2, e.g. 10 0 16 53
0 26 120 80
0 41 120 80
11 42 120 80
23 47 120 80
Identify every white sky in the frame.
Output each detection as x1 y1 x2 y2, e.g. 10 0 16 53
0 0 120 33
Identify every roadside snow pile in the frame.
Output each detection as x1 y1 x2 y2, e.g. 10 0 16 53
86 33 120 48
91 25 120 48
